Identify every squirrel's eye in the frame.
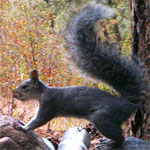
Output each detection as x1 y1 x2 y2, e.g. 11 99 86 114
22 85 27 89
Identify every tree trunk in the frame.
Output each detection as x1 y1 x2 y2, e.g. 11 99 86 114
130 0 150 141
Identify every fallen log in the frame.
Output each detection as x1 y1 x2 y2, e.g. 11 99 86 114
0 115 53 150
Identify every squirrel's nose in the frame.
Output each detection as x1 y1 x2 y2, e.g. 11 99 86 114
13 90 22 98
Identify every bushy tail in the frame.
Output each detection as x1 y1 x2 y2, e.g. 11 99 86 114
65 3 147 103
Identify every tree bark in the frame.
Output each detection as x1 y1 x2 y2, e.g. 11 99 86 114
130 0 150 141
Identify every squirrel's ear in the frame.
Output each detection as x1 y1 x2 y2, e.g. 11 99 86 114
30 70 39 82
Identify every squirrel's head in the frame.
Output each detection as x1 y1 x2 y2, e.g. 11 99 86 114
13 70 42 101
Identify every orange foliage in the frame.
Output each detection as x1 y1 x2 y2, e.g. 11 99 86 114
0 0 94 131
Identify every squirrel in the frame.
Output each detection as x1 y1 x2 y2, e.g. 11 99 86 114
13 3 149 149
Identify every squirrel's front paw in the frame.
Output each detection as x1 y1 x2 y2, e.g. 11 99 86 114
18 126 28 133
13 122 27 133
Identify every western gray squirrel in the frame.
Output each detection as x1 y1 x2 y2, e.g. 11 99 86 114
13 3 149 149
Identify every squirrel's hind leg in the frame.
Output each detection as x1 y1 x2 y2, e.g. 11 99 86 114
93 120 124 149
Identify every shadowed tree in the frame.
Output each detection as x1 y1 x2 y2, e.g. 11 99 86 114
130 0 150 141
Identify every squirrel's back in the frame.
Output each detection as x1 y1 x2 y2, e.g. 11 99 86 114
65 3 148 104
